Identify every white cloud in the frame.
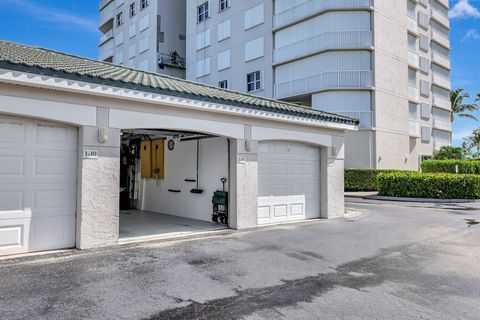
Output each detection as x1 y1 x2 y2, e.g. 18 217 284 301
462 28 480 41
0 0 97 32
449 0 480 19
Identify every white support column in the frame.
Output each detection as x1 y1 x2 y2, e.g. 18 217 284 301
76 107 121 249
228 137 258 230
320 135 345 219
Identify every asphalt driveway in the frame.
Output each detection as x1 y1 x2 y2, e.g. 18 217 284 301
1 199 480 320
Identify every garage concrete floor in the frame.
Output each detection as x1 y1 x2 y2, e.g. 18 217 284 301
1 199 480 319
119 210 226 239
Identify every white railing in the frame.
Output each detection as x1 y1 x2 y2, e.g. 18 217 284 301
435 0 449 10
274 31 373 64
99 38 114 61
433 95 450 110
432 74 451 89
275 70 373 99
335 111 373 128
433 118 452 131
99 0 114 10
431 29 450 49
273 0 373 29
99 1 115 27
408 51 419 68
407 16 418 34
409 121 420 137
431 8 449 29
434 140 450 151
408 85 419 101
99 29 114 45
431 51 451 69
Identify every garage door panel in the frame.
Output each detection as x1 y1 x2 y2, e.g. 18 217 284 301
0 116 77 256
273 143 288 154
0 155 24 176
0 151 76 183
35 123 75 146
258 141 320 225
258 206 271 219
0 118 26 143
0 183 75 217
0 219 29 255
289 163 302 176
29 215 75 251
0 191 24 211
257 162 271 176
34 154 75 177
290 203 304 216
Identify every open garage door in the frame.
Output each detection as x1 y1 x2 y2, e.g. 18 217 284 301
0 116 77 256
257 141 320 225
119 129 229 241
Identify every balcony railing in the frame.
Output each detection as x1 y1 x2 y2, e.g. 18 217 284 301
408 85 419 101
409 120 420 137
431 29 450 49
99 29 114 45
408 51 419 68
99 0 114 10
434 140 450 151
99 38 114 61
99 1 115 28
274 70 373 99
433 95 450 110
432 74 451 90
433 118 452 132
407 16 418 34
335 111 373 128
431 8 449 29
273 0 373 29
435 0 449 10
431 51 451 69
274 31 372 64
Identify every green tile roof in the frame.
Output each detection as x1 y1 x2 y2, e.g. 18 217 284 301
0 41 358 126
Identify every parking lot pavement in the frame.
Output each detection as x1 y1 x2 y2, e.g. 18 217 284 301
1 199 480 320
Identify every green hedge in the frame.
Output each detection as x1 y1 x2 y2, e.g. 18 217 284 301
344 169 411 192
377 172 480 199
421 160 480 174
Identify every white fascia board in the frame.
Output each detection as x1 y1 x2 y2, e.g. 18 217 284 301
0 69 357 131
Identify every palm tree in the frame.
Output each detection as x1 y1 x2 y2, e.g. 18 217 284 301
450 88 478 122
471 129 480 158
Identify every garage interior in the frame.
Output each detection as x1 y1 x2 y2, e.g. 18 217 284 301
119 129 230 240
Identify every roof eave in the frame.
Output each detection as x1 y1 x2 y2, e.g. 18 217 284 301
0 64 358 131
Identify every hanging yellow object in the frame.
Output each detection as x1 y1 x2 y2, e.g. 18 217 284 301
140 140 152 178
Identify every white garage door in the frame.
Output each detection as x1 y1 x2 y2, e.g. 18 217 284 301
0 115 77 256
257 141 320 225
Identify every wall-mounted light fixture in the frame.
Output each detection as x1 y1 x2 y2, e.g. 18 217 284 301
98 127 108 144
244 139 252 152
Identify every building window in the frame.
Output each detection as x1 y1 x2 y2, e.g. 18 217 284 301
140 0 149 10
219 0 229 11
116 12 124 27
247 71 261 92
130 2 136 17
198 2 209 22
219 80 228 89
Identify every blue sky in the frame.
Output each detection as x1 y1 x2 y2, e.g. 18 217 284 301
0 0 479 146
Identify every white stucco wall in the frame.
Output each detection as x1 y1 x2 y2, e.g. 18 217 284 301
141 137 229 222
